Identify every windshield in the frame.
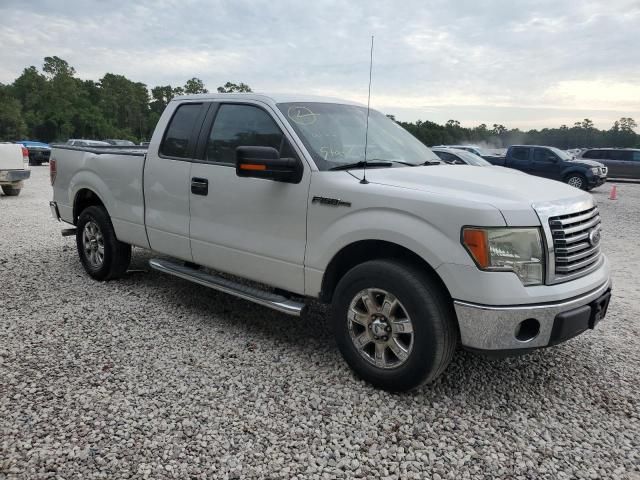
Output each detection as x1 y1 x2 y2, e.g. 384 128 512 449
278 102 441 170
549 146 573 161
456 150 492 166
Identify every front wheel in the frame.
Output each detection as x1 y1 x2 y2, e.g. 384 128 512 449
332 259 458 391
1 185 21 196
566 173 587 190
76 205 131 280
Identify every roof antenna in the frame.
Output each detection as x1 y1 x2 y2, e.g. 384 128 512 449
361 35 374 185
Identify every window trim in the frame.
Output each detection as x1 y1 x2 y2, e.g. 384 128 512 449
158 102 210 161
194 101 301 168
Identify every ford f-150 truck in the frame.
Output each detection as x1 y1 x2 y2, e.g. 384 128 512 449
50 94 612 391
486 145 607 190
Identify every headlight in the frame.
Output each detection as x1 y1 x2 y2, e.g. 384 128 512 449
462 227 544 286
591 167 599 175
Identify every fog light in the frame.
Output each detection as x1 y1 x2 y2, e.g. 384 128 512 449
515 318 540 342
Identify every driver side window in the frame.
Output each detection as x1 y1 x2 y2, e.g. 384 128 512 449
533 148 556 163
205 104 292 164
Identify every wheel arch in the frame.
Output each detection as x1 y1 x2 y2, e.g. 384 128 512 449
562 168 588 180
73 188 107 224
319 239 453 304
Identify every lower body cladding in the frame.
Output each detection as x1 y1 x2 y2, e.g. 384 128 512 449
454 279 612 351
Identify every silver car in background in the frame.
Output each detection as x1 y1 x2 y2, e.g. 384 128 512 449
431 147 493 166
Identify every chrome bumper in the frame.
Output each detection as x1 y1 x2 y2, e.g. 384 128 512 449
0 169 30 182
454 279 612 351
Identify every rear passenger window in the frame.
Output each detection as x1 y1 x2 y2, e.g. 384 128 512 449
510 147 529 161
612 150 632 161
206 104 287 164
160 103 203 158
583 150 599 159
633 151 640 162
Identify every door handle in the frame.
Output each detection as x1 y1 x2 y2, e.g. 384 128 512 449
191 177 209 196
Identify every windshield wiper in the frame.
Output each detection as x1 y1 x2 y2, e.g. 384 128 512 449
329 161 393 171
422 160 443 165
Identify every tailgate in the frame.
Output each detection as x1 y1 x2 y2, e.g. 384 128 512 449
0 144 25 170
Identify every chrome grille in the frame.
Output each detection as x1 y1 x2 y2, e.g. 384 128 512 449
549 206 602 279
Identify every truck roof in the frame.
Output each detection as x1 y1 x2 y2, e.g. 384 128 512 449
171 92 365 107
510 145 563 149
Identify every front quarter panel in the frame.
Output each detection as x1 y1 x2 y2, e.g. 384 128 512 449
304 171 506 297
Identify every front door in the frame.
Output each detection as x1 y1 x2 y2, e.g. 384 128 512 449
531 147 562 180
189 102 311 294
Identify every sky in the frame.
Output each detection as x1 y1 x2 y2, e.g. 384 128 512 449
1 0 639 130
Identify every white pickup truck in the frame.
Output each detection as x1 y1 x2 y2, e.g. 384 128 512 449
50 94 612 391
0 143 31 196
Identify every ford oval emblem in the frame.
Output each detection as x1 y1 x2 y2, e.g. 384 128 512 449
588 226 602 247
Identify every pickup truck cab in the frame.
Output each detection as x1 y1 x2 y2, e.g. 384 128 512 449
50 94 612 391
0 143 31 196
487 145 607 190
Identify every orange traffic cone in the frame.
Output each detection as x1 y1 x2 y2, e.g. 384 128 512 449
609 184 617 200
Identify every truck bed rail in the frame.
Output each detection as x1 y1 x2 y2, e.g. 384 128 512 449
51 144 148 157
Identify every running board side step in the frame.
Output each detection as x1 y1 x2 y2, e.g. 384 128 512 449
149 258 306 317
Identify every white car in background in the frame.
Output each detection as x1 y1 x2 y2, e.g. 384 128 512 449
65 139 111 147
0 143 31 196
431 147 493 166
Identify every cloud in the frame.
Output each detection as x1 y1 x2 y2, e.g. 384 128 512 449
1 0 639 129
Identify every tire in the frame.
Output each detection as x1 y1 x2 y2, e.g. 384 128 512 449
331 259 458 391
76 205 131 280
1 186 21 196
565 173 587 190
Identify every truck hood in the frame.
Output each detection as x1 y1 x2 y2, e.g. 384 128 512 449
355 165 591 225
569 158 604 168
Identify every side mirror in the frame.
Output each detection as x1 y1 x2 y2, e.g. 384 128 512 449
236 146 302 183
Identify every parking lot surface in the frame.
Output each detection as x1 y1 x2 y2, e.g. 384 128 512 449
1 168 638 479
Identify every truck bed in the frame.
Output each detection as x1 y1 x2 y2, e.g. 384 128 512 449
51 145 150 249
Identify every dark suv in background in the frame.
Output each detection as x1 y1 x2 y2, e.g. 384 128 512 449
485 145 607 190
579 148 640 179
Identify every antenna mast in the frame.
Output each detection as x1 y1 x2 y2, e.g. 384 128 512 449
361 35 374 185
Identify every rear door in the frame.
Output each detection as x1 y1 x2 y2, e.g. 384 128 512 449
507 147 533 173
188 101 311 294
630 151 640 179
143 101 209 261
611 150 635 178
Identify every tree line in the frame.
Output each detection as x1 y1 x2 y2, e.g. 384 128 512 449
0 57 252 143
0 56 638 149
396 117 639 150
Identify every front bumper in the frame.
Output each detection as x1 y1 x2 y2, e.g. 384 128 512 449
588 174 607 188
0 169 31 183
454 279 612 351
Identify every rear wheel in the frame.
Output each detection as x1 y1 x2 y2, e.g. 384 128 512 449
566 173 587 190
76 205 131 280
332 259 458 391
1 186 21 196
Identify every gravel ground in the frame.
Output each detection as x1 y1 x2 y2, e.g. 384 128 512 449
1 168 639 479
